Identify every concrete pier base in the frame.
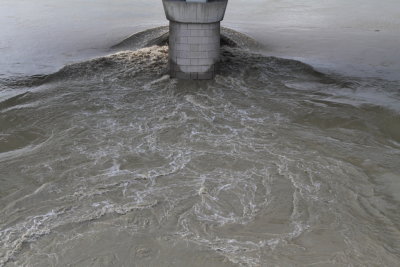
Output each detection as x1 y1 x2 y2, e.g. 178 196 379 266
162 0 228 80
169 21 220 79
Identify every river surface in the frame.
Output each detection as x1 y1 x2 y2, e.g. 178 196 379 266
1 1 400 266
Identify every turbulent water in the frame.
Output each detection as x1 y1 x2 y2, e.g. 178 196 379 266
1 27 400 267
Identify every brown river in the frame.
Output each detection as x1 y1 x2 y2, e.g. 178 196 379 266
1 1 399 266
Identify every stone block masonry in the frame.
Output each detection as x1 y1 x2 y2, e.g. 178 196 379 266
169 21 220 79
162 0 228 80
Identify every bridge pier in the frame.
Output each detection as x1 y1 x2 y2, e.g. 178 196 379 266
162 0 228 80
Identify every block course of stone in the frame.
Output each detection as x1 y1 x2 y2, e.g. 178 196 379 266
169 21 220 79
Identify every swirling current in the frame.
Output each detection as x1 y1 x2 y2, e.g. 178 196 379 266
0 27 399 266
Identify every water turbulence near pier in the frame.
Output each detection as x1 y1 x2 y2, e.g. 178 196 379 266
0 27 400 266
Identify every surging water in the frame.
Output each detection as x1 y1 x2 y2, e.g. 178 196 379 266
1 28 400 266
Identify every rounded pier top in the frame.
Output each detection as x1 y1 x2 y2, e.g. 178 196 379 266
162 0 228 24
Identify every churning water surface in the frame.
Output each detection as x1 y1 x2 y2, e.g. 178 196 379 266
1 1 400 267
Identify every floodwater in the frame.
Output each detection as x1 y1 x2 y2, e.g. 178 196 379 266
1 1 400 266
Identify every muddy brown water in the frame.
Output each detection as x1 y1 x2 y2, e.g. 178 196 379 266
1 26 400 266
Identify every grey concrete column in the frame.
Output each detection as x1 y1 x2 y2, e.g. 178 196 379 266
162 0 228 80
